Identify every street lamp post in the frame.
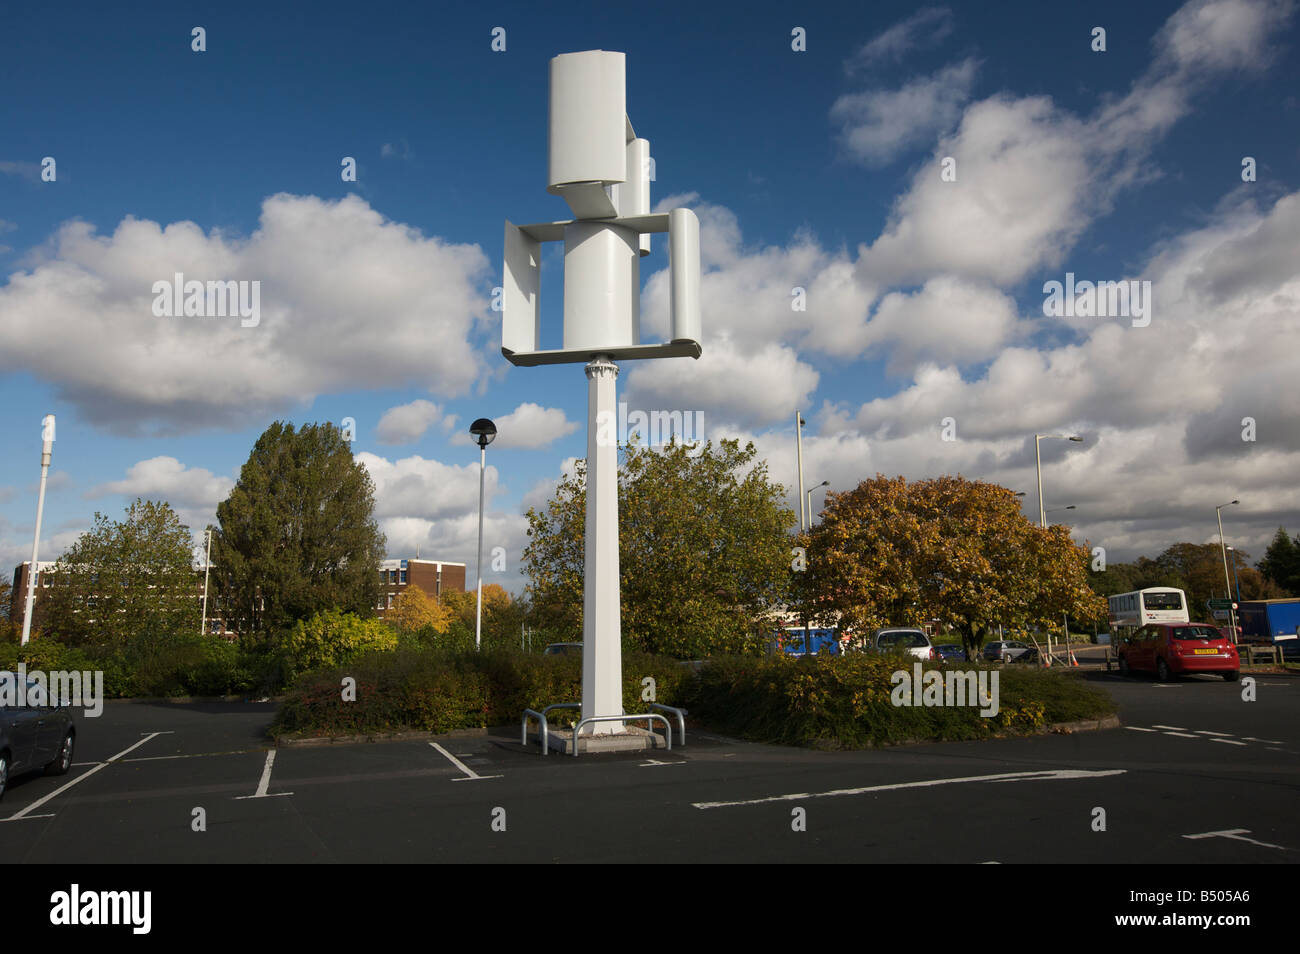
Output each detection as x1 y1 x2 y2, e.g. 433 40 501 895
1227 546 1243 602
1216 499 1239 641
470 418 497 652
1034 434 1083 528
796 412 807 532
200 528 213 637
21 414 55 646
805 480 829 526
1045 505 1076 524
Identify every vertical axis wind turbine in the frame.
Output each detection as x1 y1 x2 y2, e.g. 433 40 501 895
501 51 702 736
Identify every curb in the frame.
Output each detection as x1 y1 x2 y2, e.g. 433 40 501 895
1045 714 1122 734
274 726 490 748
106 696 282 705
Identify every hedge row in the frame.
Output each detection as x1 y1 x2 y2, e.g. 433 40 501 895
270 648 693 738
270 647 1117 747
683 653 1116 747
0 637 275 699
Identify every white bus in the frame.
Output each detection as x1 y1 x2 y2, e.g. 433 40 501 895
1108 587 1190 631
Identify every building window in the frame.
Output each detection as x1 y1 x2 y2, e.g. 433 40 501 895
386 593 394 609
400 569 407 584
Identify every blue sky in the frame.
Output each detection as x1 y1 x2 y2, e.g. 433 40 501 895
2 0 1298 595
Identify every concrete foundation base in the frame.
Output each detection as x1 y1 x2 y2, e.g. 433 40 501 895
546 726 667 755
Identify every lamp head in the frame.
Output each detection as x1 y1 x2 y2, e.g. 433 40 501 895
469 418 497 449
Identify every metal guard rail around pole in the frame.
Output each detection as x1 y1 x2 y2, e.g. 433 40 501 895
521 702 581 755
648 703 687 746
571 714 671 756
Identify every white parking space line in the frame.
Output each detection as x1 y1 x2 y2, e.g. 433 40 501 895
2 731 164 822
692 768 1126 809
429 742 501 781
1124 727 1158 733
1209 738 1248 746
1162 732 1199 738
1152 724 1186 730
123 749 261 763
234 750 293 799
1240 737 1285 745
640 759 683 767
1183 829 1290 851
1194 731 1234 737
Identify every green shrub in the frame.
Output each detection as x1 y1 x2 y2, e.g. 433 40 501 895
278 610 398 683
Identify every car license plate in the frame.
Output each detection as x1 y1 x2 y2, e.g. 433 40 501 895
1193 648 1218 655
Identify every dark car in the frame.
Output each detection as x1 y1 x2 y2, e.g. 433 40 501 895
1116 623 1240 681
934 643 967 663
1 673 76 801
542 642 583 657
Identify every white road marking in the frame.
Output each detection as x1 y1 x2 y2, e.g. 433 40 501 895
640 759 682 767
1194 731 1234 737
1209 738 1247 746
1183 829 1289 851
1152 724 1186 730
430 742 501 781
124 749 261 763
2 731 164 821
142 731 175 736
234 750 294 799
691 768 1127 809
1240 737 1285 745
1162 732 1199 738
1124 727 1158 733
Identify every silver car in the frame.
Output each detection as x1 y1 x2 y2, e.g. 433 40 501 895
983 640 1032 662
0 673 76 801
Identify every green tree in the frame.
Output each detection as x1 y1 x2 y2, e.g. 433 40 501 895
1258 527 1300 596
36 499 200 649
212 421 386 637
794 475 1105 654
524 439 794 658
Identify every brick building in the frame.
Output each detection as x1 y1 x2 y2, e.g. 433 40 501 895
8 560 58 634
374 558 467 618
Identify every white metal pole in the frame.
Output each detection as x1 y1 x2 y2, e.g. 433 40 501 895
21 416 54 646
475 443 486 652
796 412 806 532
583 356 623 734
201 528 212 637
1035 435 1045 528
1216 505 1236 643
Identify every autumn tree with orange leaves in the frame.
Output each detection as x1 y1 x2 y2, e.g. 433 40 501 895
792 474 1105 653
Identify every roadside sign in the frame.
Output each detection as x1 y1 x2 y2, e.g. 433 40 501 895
1212 609 1229 620
1207 599 1235 610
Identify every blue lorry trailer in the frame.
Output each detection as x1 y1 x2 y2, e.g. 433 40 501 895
1237 599 1300 659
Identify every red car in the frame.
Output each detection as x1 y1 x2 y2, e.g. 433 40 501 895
1116 622 1240 681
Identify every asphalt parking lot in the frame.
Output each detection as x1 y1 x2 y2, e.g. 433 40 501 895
3 671 1297 863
